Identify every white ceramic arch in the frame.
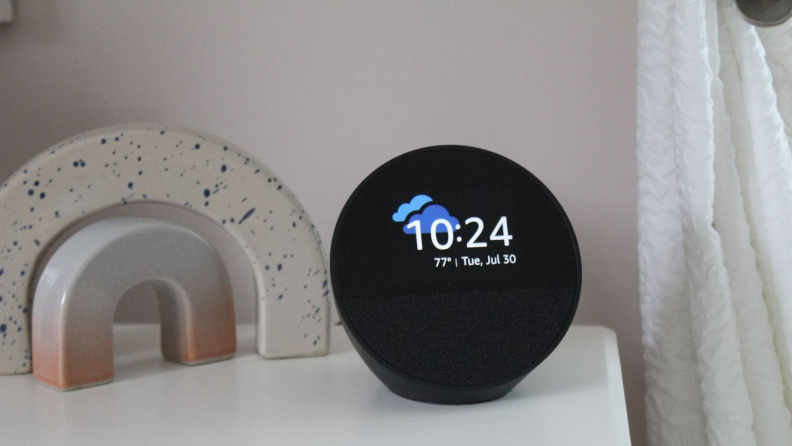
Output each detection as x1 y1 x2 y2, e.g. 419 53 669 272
34 218 237 391
0 125 331 375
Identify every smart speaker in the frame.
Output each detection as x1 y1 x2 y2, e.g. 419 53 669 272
331 146 581 404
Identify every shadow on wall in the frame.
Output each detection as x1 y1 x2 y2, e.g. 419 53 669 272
0 1 155 187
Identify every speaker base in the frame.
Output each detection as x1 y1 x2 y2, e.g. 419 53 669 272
343 322 525 405
383 380 521 405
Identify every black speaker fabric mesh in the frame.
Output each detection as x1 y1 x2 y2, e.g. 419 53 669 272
341 287 577 388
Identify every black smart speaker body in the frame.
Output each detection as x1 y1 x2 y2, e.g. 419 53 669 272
331 146 581 404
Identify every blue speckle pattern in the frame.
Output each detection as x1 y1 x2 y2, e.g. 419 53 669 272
0 125 331 375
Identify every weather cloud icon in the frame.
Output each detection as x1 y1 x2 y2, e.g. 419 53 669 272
392 194 433 222
403 204 460 234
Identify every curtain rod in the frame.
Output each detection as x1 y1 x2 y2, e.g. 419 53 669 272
736 0 792 26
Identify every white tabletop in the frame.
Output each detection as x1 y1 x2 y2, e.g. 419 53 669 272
1 324 631 445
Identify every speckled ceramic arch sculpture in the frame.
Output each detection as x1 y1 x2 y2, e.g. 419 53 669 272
0 125 331 375
34 218 237 391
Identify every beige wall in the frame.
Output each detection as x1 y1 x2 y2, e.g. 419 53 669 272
0 1 641 443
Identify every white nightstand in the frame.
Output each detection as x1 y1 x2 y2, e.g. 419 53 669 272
1 324 631 445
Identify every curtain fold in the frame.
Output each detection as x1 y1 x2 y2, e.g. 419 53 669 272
638 1 792 445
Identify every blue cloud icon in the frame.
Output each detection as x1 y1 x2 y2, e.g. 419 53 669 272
403 205 460 234
392 194 433 222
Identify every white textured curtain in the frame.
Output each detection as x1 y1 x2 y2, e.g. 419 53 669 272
637 1 792 445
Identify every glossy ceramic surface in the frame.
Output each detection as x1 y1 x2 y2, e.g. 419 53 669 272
33 218 236 391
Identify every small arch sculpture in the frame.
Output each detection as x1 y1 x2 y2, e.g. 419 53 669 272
33 218 236 390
